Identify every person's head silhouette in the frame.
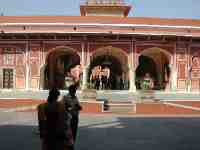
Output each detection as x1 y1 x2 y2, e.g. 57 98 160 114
68 84 77 97
48 87 60 103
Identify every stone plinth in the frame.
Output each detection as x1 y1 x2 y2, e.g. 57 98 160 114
80 89 97 101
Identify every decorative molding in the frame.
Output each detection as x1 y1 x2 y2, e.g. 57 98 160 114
178 79 187 89
176 48 187 61
2 22 200 30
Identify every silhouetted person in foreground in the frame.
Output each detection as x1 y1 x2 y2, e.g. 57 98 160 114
64 84 82 144
38 88 74 150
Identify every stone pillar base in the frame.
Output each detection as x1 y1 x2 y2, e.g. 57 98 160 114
80 89 97 101
129 68 136 93
82 66 88 90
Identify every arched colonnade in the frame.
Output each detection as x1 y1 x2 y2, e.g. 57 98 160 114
39 46 174 91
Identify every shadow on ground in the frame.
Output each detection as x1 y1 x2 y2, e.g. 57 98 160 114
0 117 200 150
76 117 200 150
0 125 40 150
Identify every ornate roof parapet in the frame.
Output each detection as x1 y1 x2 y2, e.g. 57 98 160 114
80 0 131 17
86 0 125 6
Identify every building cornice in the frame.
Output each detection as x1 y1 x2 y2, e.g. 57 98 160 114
1 22 200 37
1 22 200 29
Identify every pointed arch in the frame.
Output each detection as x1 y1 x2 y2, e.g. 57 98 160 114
42 46 81 89
91 46 129 72
45 46 81 64
88 46 129 90
140 47 172 63
136 47 172 90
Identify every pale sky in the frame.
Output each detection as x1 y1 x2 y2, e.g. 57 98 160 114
0 0 200 19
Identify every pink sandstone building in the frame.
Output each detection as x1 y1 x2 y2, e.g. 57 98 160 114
0 0 200 93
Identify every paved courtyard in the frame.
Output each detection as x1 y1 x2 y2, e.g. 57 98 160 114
0 110 200 150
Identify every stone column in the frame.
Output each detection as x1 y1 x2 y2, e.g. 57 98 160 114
0 68 3 88
129 67 136 92
25 42 30 90
48 55 55 89
187 66 192 92
82 66 88 90
81 41 89 90
39 64 46 90
187 44 192 92
187 79 192 92
171 66 177 91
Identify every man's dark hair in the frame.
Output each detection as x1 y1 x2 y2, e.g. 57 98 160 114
48 88 60 103
68 84 77 93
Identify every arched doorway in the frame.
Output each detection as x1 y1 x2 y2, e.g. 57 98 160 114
42 47 81 89
135 47 171 90
89 46 129 90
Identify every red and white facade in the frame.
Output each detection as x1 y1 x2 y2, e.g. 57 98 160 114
0 0 200 92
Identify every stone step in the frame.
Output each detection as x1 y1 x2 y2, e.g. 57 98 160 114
136 101 200 114
106 102 135 113
1 90 200 103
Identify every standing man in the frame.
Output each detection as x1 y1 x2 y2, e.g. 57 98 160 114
64 84 82 143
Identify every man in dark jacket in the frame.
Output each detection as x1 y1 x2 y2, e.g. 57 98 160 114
64 84 82 142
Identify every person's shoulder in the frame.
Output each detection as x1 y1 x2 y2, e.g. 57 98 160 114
37 102 47 110
58 95 67 106
63 94 71 101
37 103 48 117
57 101 65 112
74 96 79 103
